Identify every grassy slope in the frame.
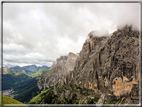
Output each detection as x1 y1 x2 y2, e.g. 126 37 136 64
28 87 53 104
2 95 29 107
27 69 49 78
27 70 42 78
3 95 24 104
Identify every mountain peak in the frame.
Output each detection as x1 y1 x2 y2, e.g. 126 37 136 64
112 25 139 38
11 64 50 73
38 52 78 90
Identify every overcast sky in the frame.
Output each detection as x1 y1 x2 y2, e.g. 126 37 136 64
3 3 140 67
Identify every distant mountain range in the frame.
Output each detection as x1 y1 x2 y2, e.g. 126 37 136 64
11 65 50 73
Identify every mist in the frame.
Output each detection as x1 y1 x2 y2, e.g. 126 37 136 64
112 3 140 31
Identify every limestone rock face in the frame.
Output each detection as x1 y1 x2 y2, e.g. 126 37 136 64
62 25 139 99
37 53 78 90
65 52 79 72
50 56 68 69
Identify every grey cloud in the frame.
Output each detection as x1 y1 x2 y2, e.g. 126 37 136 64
3 3 140 67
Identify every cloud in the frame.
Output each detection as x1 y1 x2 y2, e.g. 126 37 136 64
111 3 140 30
3 3 140 67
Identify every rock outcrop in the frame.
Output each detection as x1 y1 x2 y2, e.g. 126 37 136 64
50 56 68 69
37 52 78 90
65 52 79 72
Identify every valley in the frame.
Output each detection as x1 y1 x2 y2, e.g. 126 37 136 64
2 65 50 103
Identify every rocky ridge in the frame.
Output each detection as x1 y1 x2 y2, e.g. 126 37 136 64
60 25 139 103
30 25 140 104
37 52 78 90
50 56 68 69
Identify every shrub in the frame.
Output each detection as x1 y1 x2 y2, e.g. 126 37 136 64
126 37 129 41
131 39 135 43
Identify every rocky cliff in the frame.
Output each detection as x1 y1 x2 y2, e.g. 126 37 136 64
30 25 140 104
61 25 139 103
65 52 79 72
50 56 68 69
37 52 78 90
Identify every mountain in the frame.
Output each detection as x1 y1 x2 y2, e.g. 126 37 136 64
11 65 50 73
38 65 51 70
29 25 140 104
37 52 78 90
11 65 37 73
50 56 68 69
